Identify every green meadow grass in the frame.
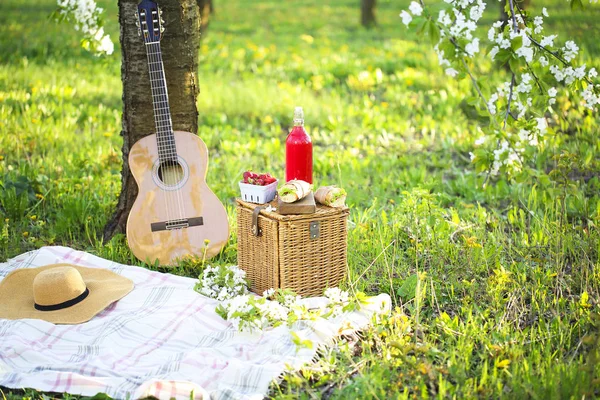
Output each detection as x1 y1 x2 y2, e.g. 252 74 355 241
1 0 600 398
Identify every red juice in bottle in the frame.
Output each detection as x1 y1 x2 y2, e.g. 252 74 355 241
285 107 313 183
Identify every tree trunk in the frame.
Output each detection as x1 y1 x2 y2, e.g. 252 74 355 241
361 0 376 28
104 0 201 242
197 0 213 36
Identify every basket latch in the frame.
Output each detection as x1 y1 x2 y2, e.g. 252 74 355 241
309 221 320 239
252 205 268 236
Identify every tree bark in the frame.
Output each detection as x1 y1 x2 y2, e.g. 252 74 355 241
361 0 376 28
104 0 201 242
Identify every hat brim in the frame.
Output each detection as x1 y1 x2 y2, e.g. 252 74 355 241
0 263 134 324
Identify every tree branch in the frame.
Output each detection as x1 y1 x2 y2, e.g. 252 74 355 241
504 73 516 129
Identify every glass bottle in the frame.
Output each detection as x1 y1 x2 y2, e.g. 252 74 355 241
285 107 313 183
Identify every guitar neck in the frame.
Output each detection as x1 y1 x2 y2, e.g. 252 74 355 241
145 41 177 162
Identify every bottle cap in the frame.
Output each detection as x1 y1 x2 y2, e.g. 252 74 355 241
293 106 304 126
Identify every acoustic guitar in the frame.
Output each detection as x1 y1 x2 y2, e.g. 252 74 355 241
127 0 229 265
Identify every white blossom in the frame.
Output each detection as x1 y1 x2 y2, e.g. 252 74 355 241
533 16 544 34
445 68 459 77
487 93 499 115
539 56 549 67
465 38 480 57
582 85 600 109
489 46 499 61
57 0 113 55
540 35 557 48
438 10 452 26
542 7 549 17
589 68 598 79
409 1 423 16
400 10 412 26
563 41 579 62
536 117 548 134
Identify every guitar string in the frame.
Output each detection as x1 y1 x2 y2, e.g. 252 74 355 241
145 38 175 226
149 41 186 225
153 41 186 225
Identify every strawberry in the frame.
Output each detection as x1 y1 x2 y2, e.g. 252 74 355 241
242 170 276 185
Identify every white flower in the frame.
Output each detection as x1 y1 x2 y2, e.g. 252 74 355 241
563 41 579 62
409 1 423 16
548 87 557 97
517 74 533 93
487 93 498 115
582 85 600 109
435 46 451 67
533 16 544 34
445 68 459 77
542 7 549 17
324 288 350 304
540 35 557 48
263 288 275 298
97 34 114 55
465 38 480 57
475 137 485 146
400 10 412 26
539 56 549 67
515 46 534 63
488 27 496 41
536 117 548 134
489 46 499 61
574 65 586 79
589 68 598 79
438 10 452 26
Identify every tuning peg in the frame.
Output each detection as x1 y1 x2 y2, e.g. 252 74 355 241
160 18 165 24
158 8 163 15
137 27 141 36
135 19 140 27
160 26 165 32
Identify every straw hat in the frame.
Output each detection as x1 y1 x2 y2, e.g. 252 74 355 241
0 263 134 324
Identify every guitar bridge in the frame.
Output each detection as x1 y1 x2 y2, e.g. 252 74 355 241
151 217 204 232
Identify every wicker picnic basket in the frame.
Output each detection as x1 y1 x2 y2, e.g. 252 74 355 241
236 199 349 297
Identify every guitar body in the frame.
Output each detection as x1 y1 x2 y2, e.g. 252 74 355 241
126 131 229 265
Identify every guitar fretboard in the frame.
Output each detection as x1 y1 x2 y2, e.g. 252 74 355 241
145 41 177 162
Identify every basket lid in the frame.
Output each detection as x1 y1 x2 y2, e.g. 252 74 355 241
236 198 348 221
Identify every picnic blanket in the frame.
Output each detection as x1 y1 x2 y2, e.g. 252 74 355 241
0 246 391 399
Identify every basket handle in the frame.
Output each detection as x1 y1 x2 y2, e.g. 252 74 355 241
251 205 268 236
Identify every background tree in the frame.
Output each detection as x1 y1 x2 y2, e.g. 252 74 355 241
103 0 202 240
197 0 214 35
361 0 376 28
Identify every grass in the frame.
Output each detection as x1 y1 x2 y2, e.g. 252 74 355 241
1 0 600 398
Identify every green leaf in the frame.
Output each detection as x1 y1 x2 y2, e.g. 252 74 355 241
428 20 441 45
571 0 584 10
397 274 419 301
509 57 520 74
414 17 427 34
496 49 511 64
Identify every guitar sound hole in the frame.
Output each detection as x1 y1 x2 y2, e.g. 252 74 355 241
157 161 185 187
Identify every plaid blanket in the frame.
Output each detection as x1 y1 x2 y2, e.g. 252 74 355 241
0 246 391 399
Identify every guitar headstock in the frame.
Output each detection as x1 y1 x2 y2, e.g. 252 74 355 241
135 0 164 43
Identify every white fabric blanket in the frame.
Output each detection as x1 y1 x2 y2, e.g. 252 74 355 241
0 246 390 399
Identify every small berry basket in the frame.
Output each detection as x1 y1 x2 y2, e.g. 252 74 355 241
239 180 278 204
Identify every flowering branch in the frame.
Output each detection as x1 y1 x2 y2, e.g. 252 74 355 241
399 0 600 178
54 0 114 55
